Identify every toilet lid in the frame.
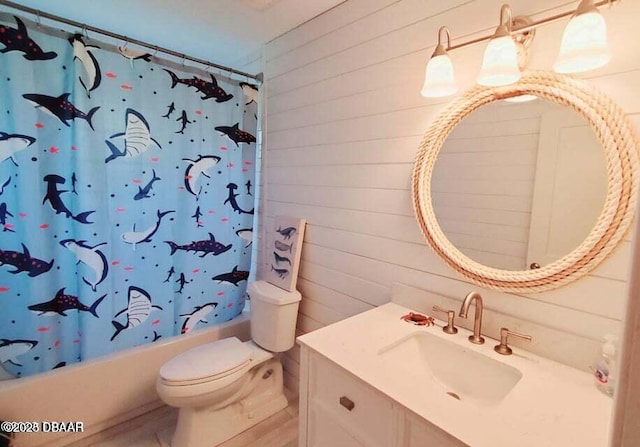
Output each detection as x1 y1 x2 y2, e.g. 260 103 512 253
159 337 253 383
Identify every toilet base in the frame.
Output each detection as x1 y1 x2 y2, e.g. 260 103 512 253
170 359 288 447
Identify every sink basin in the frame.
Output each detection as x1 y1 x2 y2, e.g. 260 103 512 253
378 332 522 406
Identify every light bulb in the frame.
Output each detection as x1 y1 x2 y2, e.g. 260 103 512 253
421 49 457 98
554 1 610 73
477 34 521 87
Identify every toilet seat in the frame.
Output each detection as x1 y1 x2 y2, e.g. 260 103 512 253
160 337 253 386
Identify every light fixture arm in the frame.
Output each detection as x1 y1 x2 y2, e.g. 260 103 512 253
444 0 620 52
433 26 452 57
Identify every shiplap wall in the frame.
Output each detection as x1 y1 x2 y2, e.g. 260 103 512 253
258 0 640 393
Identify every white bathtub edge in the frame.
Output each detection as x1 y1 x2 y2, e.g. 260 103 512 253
0 314 251 447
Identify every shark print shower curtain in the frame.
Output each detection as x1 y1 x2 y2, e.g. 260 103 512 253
0 14 258 379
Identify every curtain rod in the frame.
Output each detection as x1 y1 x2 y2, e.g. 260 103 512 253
0 0 262 82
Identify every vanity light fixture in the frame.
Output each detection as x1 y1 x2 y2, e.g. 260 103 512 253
421 27 457 98
477 5 521 87
421 0 619 98
554 0 611 73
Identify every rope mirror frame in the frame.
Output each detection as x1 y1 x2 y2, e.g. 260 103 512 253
412 71 639 293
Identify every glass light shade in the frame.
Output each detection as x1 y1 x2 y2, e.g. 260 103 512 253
554 9 610 73
477 35 521 87
421 53 457 98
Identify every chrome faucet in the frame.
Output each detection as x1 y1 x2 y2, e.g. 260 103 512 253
459 292 485 344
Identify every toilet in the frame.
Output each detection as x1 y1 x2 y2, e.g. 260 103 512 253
156 280 302 447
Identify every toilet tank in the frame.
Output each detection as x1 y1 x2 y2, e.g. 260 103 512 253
248 281 302 352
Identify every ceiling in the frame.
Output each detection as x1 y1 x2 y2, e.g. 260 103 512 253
1 0 346 73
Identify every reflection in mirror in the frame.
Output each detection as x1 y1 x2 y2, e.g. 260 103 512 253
431 98 607 271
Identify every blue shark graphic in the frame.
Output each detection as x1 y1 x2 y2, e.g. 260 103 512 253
215 123 256 146
0 16 57 60
134 169 161 200
0 203 13 233
22 93 99 130
175 110 192 134
212 266 249 287
43 174 95 224
28 288 106 317
224 183 254 215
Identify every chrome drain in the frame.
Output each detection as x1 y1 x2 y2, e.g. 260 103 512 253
446 392 461 401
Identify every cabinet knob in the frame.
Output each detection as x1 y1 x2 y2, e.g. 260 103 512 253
339 395 355 411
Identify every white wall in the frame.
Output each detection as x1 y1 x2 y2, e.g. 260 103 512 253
258 0 640 393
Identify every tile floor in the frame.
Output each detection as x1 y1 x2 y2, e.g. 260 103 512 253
65 390 298 447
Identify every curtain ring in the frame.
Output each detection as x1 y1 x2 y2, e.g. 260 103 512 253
181 54 186 67
153 46 159 57
82 25 89 39
122 38 129 50
35 10 42 27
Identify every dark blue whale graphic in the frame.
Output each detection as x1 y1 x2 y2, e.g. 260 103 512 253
0 243 53 277
164 69 233 102
165 233 232 258
0 16 57 61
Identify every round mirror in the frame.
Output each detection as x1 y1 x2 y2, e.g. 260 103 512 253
413 71 639 293
431 98 607 271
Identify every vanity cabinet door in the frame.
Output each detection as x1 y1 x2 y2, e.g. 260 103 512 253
308 352 394 447
404 411 468 447
308 404 366 447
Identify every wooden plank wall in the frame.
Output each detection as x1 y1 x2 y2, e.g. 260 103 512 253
258 0 640 393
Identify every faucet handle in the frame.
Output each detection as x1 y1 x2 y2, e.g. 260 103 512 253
432 305 458 334
494 327 532 355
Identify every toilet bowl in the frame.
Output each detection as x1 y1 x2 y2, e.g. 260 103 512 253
156 281 301 447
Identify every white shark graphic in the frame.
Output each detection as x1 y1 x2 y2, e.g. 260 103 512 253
121 210 174 250
183 155 221 198
235 228 253 248
0 339 38 368
0 132 36 165
69 34 101 98
59 239 108 291
111 286 162 341
105 109 161 163
181 302 218 334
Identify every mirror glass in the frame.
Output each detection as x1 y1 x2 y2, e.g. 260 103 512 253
431 97 607 271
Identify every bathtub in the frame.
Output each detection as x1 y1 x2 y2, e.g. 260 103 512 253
0 313 250 447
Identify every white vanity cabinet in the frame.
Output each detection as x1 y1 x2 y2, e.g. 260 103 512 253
299 346 467 447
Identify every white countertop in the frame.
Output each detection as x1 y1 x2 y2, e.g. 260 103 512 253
297 302 612 447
